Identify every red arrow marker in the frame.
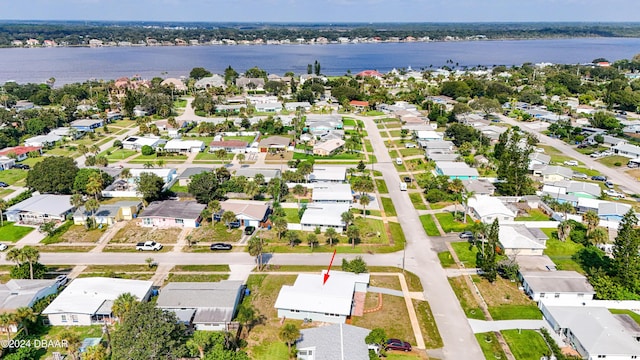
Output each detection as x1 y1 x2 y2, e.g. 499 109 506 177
323 249 337 285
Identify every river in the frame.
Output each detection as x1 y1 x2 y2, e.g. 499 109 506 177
1 37 639 85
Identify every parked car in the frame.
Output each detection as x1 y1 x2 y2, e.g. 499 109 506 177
572 172 588 179
577 144 588 149
403 176 412 183
135 241 163 251
228 221 241 229
605 181 615 189
564 160 579 166
604 189 625 198
11 164 29 170
385 339 412 352
244 226 256 235
533 147 545 153
0 243 7 251
396 158 403 165
210 243 232 251
55 275 68 286
591 175 607 181
0 182 8 188
459 231 474 240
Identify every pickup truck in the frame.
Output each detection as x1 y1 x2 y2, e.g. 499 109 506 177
136 241 163 251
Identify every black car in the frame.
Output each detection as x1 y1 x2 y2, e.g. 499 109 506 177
403 176 412 183
210 243 232 251
244 226 256 235
0 182 8 188
591 175 607 181
12 164 29 170
228 221 241 229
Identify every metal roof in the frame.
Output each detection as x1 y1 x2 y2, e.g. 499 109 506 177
300 203 350 227
521 271 594 294
312 183 352 202
6 194 73 216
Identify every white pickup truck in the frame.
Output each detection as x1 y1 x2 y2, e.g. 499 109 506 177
136 241 163 251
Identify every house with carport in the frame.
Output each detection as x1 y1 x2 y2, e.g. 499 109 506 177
258 136 291 152
72 201 141 226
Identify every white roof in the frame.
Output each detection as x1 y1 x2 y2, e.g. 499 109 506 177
43 277 153 315
24 134 62 145
415 130 442 139
274 271 370 316
6 194 73 216
164 139 204 150
123 136 165 147
436 161 480 177
467 195 515 219
499 225 545 250
314 139 345 152
312 183 353 202
301 203 351 227
545 306 640 356
310 166 347 182
129 168 175 181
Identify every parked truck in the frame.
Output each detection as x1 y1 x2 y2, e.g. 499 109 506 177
136 241 163 251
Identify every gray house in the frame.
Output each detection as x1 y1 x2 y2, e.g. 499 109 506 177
297 323 371 360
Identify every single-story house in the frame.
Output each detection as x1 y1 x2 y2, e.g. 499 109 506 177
209 140 249 154
177 167 210 186
313 139 345 156
528 152 551 171
543 181 601 199
415 130 443 141
101 168 177 198
255 102 283 113
24 134 62 147
613 142 640 159
300 203 351 233
297 323 371 360
258 136 291 152
284 102 312 111
309 166 347 183
219 200 270 228
195 75 226 89
426 152 459 162
122 136 167 151
499 225 548 256
14 100 34 111
349 100 369 110
70 119 103 132
50 127 84 139
312 183 353 203
423 140 454 152
0 279 59 313
236 78 265 90
164 139 205 153
462 179 496 196
129 168 177 185
598 202 632 222
215 104 246 114
43 278 153 326
156 281 244 331
0 146 43 162
0 156 16 170
467 195 516 223
234 168 281 183
520 271 595 302
72 201 141 226
541 165 574 182
140 201 206 228
435 161 479 180
275 271 370 324
5 194 73 224
540 304 640 360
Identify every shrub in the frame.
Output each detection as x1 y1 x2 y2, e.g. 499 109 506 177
425 189 448 203
141 145 155 156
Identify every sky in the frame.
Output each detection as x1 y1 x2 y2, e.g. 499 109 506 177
2 0 640 23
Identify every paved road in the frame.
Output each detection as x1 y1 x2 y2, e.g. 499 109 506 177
76 126 139 168
498 114 640 194
355 115 485 360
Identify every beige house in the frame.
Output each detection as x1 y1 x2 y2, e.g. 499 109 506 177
313 139 345 156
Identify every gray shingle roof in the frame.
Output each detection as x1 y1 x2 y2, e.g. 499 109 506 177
141 201 205 219
297 324 370 360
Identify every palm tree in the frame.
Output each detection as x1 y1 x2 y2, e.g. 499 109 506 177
279 323 300 354
583 210 600 236
156 158 165 168
78 144 89 156
346 225 360 249
86 172 104 201
70 194 84 210
448 179 465 218
112 293 138 324
237 153 245 166
143 161 155 169
461 190 475 224
589 227 609 246
90 144 100 155
341 211 354 230
558 202 574 221
307 233 318 251
221 211 237 230
21 246 40 280
215 148 228 164
120 167 131 180
292 184 306 206
85 198 100 229
325 227 338 247
244 181 260 200
558 220 572 242
209 200 221 222
15 307 36 335
248 236 265 270
273 217 288 241
359 194 371 218
0 313 16 340
0 199 6 227
56 328 82 360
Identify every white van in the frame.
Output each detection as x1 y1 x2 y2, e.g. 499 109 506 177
396 158 403 165
399 183 407 191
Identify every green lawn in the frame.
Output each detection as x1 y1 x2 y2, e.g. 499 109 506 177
342 118 356 127
501 330 550 360
413 300 443 349
450 241 478 267
375 179 389 194
419 215 440 236
283 208 300 223
543 235 585 273
448 277 485 320
489 305 542 320
0 169 27 185
166 273 230 282
409 193 427 210
170 183 189 193
597 155 631 168
571 166 601 177
381 197 397 217
537 145 576 164
251 342 289 360
0 222 34 242
476 332 508 360
434 212 473 233
437 251 456 268
515 209 551 221
399 148 425 157
195 152 235 161
104 148 137 161
293 152 364 160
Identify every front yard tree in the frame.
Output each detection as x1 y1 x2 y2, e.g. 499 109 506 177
341 211 354 228
583 210 600 236
612 210 640 292
221 211 237 230
479 219 499 282
136 172 165 203
248 236 265 270
112 292 139 324
7 246 41 280
15 307 36 335
359 194 371 218
342 256 368 274
346 224 361 249
307 233 318 251
495 128 534 196
325 227 338 247
189 172 219 204
365 328 387 355
111 302 186 360
273 217 288 241
279 323 300 355
0 199 6 227
26 156 79 194
84 198 100 228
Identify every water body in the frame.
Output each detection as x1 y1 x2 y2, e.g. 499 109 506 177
1 37 640 85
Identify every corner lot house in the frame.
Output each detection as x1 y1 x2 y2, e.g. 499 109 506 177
300 203 351 233
140 201 206 228
164 139 205 153
43 278 153 326
275 271 369 324
435 161 479 180
499 225 548 256
6 194 73 224
467 195 516 223
0 146 42 161
297 323 371 360
156 281 244 331
540 304 640 359
219 200 270 228
70 119 103 132
72 201 141 226
520 271 595 302
312 183 353 203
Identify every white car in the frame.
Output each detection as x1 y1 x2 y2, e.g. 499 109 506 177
604 189 625 198
564 160 579 166
534 147 545 153
0 243 7 251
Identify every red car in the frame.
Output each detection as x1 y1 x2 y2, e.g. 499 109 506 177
385 339 412 352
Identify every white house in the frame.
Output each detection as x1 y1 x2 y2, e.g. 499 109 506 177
0 157 16 170
467 195 516 223
43 278 153 326
24 134 62 147
520 271 595 302
235 168 281 182
613 142 640 159
312 183 353 203
255 102 283 113
164 139 205 153
156 281 244 331
540 303 640 360
309 166 347 183
300 203 351 233
121 136 167 151
5 194 73 224
499 225 548 256
414 130 443 141
275 271 369 324
284 102 312 111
